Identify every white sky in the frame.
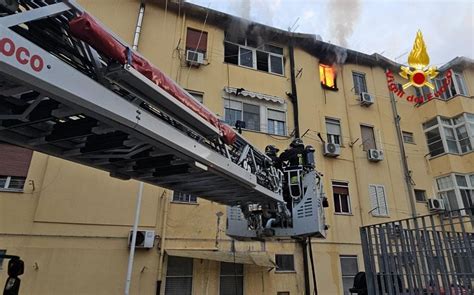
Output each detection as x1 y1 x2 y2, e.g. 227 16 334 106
187 0 474 66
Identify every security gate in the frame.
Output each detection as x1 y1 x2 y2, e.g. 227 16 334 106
360 209 474 295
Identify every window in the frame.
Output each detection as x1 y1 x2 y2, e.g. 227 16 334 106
172 191 197 203
326 118 342 145
369 184 388 216
340 256 359 295
224 95 286 134
360 125 376 151
352 72 367 95
0 143 32 192
0 250 5 270
224 33 284 75
320 64 337 90
423 114 474 156
436 174 474 213
224 100 260 131
414 189 426 202
165 256 193 295
186 28 208 56
275 254 295 272
414 86 432 103
268 109 286 135
186 90 204 104
333 181 351 214
0 176 26 191
219 262 243 295
434 71 468 100
402 131 415 144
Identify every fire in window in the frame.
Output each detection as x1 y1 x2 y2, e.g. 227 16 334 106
319 64 337 90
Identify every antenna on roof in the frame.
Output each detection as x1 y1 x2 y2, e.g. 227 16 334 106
288 17 300 32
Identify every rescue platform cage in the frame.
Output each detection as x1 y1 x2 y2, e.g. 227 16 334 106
360 209 473 295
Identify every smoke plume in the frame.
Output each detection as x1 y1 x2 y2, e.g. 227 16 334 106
327 0 361 48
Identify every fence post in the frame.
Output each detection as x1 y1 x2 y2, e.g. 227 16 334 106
361 227 376 295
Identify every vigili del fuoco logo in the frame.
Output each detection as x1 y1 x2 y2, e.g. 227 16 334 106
386 30 452 104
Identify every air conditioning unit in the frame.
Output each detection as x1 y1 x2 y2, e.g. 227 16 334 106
128 230 155 249
0 0 19 13
186 50 205 66
360 92 374 106
427 198 445 211
368 149 384 161
323 143 341 157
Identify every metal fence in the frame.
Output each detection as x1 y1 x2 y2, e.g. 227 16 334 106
360 209 474 295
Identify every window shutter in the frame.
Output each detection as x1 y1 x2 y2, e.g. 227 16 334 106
369 185 379 215
326 119 341 135
361 126 376 150
333 186 348 195
268 109 285 121
186 28 208 52
376 185 388 216
0 143 33 177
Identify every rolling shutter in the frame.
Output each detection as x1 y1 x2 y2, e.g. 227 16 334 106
0 143 33 177
186 28 207 52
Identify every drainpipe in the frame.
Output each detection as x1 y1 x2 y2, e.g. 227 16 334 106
288 38 300 138
387 76 417 217
132 1 146 51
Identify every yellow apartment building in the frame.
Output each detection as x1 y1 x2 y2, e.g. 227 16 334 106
0 0 472 294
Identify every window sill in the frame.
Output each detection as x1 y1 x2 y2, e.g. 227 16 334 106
334 213 353 216
275 270 296 274
416 200 428 203
371 215 391 218
404 142 416 145
170 201 199 205
237 128 291 138
224 62 286 78
0 188 24 193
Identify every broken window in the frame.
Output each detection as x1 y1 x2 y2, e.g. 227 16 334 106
224 32 284 75
320 64 337 90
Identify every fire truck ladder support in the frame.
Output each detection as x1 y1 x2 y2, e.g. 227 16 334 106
0 0 283 207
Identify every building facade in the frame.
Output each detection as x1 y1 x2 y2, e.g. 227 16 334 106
0 0 472 294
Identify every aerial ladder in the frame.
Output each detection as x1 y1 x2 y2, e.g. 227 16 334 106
0 0 327 239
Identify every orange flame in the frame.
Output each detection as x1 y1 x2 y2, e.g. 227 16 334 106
408 30 430 70
320 64 336 88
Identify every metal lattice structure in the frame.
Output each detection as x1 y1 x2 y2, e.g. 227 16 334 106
0 0 327 239
360 209 474 295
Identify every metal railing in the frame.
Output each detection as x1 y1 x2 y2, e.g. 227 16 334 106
360 209 474 295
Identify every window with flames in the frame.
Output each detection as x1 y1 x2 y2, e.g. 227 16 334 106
319 64 337 90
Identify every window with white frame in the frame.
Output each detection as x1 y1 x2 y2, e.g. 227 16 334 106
436 174 474 213
268 109 286 136
186 90 204 104
326 118 342 145
224 97 286 135
0 176 26 192
340 255 359 295
224 34 284 75
414 85 432 102
423 113 474 157
172 191 197 204
434 71 468 100
333 181 351 214
352 72 367 95
369 184 388 216
219 262 243 295
165 256 193 295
